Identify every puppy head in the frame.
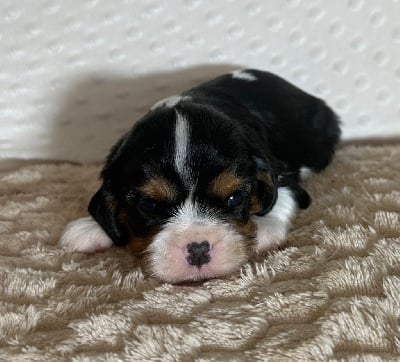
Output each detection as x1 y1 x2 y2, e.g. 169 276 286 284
89 104 277 283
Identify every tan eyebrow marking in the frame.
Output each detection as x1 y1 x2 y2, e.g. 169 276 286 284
128 234 156 254
210 171 244 199
138 177 177 202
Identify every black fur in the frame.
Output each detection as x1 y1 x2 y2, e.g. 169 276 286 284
89 69 341 247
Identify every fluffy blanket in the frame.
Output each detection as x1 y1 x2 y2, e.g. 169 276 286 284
1 143 399 360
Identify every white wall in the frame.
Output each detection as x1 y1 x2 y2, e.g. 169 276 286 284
1 0 399 163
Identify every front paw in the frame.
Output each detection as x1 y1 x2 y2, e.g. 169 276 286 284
59 217 113 253
251 186 297 253
253 218 288 253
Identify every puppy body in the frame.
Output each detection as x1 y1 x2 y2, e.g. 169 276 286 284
60 69 340 283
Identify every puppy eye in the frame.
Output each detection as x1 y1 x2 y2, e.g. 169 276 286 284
138 197 158 213
227 191 244 208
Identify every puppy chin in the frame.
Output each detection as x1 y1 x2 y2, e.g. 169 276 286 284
59 216 113 253
147 221 248 284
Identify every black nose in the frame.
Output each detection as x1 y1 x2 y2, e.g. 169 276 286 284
186 241 211 267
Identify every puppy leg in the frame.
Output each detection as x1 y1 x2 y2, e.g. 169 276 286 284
252 187 297 252
59 217 113 253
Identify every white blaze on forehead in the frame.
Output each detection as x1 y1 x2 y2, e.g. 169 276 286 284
231 70 257 81
151 95 191 110
174 110 191 184
174 194 215 225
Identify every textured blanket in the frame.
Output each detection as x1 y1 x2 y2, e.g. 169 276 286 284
0 143 399 361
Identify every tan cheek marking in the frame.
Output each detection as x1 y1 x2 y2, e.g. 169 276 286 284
127 235 155 254
258 171 274 188
250 193 262 215
139 177 177 202
210 171 243 199
234 219 257 239
250 171 274 215
118 209 158 255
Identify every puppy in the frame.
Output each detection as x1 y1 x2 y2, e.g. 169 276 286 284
60 69 341 283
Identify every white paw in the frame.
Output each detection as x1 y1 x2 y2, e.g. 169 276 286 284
253 215 289 252
252 187 297 253
59 217 113 253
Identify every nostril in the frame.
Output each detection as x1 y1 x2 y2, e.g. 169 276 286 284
187 240 210 255
186 241 211 267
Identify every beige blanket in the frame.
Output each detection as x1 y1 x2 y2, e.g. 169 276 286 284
1 143 399 361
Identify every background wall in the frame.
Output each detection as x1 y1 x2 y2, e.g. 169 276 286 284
1 0 399 163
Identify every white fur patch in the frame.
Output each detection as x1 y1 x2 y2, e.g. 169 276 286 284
151 95 191 110
174 111 191 185
300 166 314 180
178 193 208 221
252 187 297 252
231 70 257 81
59 217 113 253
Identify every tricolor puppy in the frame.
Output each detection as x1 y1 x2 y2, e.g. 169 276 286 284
60 69 340 283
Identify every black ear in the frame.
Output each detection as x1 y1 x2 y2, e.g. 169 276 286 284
253 157 278 216
88 186 129 246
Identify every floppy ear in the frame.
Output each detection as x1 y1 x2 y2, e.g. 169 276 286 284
252 157 278 216
88 186 129 246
